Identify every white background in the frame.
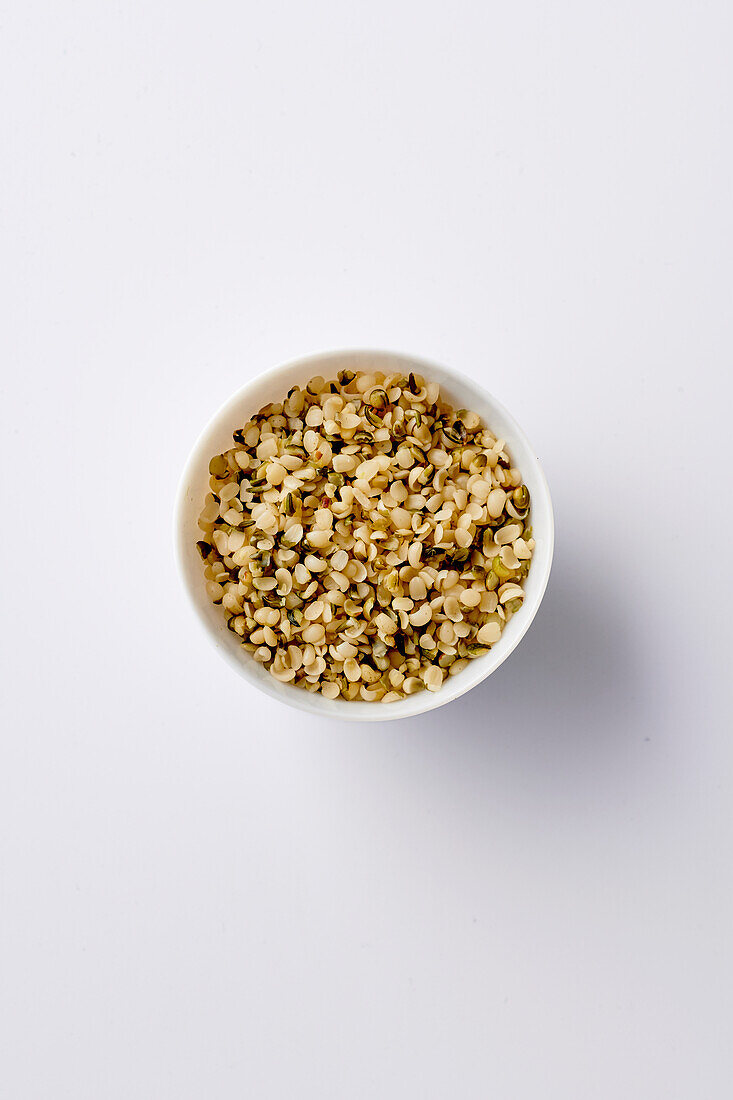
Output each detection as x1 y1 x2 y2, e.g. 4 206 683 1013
2 2 732 1097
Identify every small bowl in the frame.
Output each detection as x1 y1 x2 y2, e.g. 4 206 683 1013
175 349 554 721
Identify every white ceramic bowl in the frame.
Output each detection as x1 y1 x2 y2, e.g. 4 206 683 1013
175 349 554 721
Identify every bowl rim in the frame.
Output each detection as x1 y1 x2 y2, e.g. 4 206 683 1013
174 347 554 722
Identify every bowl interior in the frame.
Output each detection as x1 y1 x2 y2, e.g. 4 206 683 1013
175 350 554 721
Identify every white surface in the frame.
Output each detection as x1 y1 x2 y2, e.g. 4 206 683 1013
175 349 555 721
1 2 731 1097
